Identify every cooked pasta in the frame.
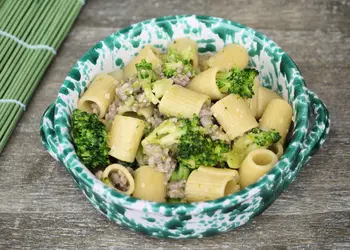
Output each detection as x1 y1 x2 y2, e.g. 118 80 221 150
269 142 284 159
257 85 282 118
185 166 239 202
187 67 225 100
123 45 162 79
245 78 260 118
259 99 293 145
239 149 278 188
159 85 210 118
133 166 167 202
211 94 258 140
108 115 145 162
207 43 249 71
72 39 294 204
77 73 117 118
108 69 124 81
102 164 135 195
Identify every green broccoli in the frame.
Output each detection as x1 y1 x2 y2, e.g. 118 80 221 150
135 59 159 104
71 109 110 170
216 68 259 98
141 116 231 170
225 128 281 169
167 198 184 204
162 47 195 77
135 59 156 81
170 164 190 181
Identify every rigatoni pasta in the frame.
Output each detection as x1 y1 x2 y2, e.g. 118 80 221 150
211 94 258 140
187 67 226 100
207 43 249 71
72 39 294 204
185 167 239 202
108 115 145 162
256 85 282 118
259 99 293 145
78 73 117 118
159 85 210 118
102 164 135 195
133 166 167 202
239 149 278 188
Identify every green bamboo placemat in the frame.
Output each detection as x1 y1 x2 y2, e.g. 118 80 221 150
0 0 84 153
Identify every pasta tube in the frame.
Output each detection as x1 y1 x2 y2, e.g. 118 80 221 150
102 164 135 195
168 37 198 68
207 44 249 71
108 69 124 81
159 85 210 118
77 73 117 118
259 99 293 145
123 45 162 79
269 142 284 159
187 67 225 101
256 86 282 118
108 115 145 162
245 78 260 118
197 166 240 183
239 149 278 188
132 166 167 202
185 166 239 202
211 94 258 140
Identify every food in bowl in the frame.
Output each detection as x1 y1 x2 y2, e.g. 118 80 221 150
72 38 293 203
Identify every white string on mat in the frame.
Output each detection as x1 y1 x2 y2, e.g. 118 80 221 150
0 30 57 55
0 99 27 110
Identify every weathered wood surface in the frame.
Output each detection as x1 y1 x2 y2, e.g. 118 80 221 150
1 0 350 249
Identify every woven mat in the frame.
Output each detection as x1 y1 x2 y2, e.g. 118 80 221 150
0 0 84 153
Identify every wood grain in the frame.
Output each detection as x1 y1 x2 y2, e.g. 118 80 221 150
1 0 350 249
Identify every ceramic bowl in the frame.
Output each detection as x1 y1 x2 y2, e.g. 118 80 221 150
40 15 330 238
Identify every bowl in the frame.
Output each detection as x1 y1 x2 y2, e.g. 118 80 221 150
40 15 330 238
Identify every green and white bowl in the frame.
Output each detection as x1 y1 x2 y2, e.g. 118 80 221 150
40 15 330 238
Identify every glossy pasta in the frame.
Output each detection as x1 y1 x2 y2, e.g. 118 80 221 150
207 43 249 70
185 166 239 202
257 85 282 118
211 94 258 140
159 85 210 118
78 73 117 118
187 67 225 100
102 164 135 195
108 115 145 162
239 149 278 188
133 166 167 202
259 99 293 145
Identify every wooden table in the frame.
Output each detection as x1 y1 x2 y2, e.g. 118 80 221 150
1 0 349 249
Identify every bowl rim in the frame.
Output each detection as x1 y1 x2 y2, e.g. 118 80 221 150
53 15 309 215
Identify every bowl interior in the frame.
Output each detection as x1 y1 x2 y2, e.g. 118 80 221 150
53 15 308 214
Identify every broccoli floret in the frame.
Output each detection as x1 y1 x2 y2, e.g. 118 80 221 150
177 117 231 169
135 59 159 104
216 68 259 98
163 61 183 77
135 59 156 81
142 116 231 170
162 48 195 77
170 164 190 181
225 128 281 169
71 109 110 170
141 119 187 148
